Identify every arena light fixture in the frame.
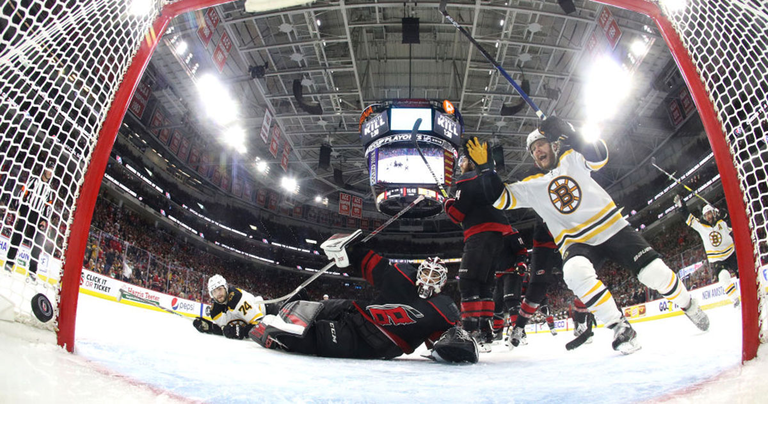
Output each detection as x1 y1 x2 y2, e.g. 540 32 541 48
129 0 153 16
580 122 602 143
196 74 239 126
256 160 269 173
583 55 632 122
175 40 188 56
281 177 298 193
222 125 246 154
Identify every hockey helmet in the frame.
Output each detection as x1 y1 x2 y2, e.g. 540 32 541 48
208 274 228 304
527 129 560 168
702 204 717 217
416 257 447 298
432 327 479 364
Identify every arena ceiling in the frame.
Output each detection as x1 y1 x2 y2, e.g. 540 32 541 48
139 0 700 220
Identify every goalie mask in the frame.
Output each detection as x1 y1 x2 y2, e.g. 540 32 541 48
416 257 447 298
208 274 228 304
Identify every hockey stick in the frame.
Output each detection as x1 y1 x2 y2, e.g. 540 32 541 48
256 194 427 305
439 0 546 120
650 157 713 207
118 288 194 320
411 118 451 199
565 313 595 351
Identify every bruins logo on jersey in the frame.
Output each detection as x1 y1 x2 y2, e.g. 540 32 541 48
548 176 581 214
709 231 723 247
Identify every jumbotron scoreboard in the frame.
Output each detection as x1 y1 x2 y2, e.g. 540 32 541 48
360 99 464 218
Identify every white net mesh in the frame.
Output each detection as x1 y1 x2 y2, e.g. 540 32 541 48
0 0 170 329
658 0 768 343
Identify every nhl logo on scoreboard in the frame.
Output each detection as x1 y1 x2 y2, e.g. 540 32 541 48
548 176 581 214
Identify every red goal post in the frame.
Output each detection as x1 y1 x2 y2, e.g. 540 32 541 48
595 0 767 362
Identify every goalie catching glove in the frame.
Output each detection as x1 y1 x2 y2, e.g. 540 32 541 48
320 229 363 268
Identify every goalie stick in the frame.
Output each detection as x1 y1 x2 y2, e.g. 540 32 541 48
439 0 545 120
650 157 714 207
256 194 427 305
411 118 451 199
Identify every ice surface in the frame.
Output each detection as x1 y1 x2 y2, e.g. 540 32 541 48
2 293 768 405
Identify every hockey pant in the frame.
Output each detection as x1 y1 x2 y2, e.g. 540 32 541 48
459 232 503 333
562 227 692 327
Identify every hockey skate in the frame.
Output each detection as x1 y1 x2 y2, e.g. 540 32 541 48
733 297 740 308
470 330 494 353
550 327 557 336
504 326 526 350
607 317 641 355
682 297 710 331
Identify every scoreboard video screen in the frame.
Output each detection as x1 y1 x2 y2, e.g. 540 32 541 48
373 146 446 184
360 99 464 218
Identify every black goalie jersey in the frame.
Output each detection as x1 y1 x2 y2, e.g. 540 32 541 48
346 246 461 358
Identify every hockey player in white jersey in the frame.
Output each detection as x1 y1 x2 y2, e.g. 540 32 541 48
192 274 269 340
467 116 710 354
674 195 740 307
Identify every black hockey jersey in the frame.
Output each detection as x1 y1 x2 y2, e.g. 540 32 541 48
445 169 512 241
495 227 529 276
347 246 461 357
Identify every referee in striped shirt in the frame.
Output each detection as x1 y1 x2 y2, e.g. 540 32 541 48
4 164 55 283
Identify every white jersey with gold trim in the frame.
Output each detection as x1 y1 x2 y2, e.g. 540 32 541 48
493 146 628 252
685 214 734 262
210 288 267 328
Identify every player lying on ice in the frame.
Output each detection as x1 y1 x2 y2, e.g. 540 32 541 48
192 274 277 340
465 116 710 354
246 230 480 364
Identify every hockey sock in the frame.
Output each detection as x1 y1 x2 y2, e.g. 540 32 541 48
563 256 622 327
718 269 738 302
515 299 538 328
637 258 692 309
461 298 493 332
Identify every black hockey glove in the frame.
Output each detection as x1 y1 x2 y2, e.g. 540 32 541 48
539 116 586 148
223 322 253 340
193 318 223 335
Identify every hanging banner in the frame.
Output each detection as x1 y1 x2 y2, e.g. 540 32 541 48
129 79 152 118
597 6 623 51
339 192 351 216
159 118 172 144
178 137 191 161
351 195 363 219
260 110 273 144
150 109 165 138
269 126 281 158
169 130 182 155
280 142 291 172
213 30 233 73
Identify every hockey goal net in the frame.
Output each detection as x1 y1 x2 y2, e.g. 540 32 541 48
0 0 229 351
599 0 768 361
